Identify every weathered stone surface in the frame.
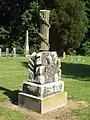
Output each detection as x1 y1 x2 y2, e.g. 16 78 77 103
36 75 45 84
28 70 34 81
18 92 67 114
36 52 61 67
23 81 64 98
39 10 50 51
28 51 61 84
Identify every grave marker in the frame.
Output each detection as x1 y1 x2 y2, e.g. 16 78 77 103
18 10 67 114
6 48 9 57
13 47 16 57
24 30 29 56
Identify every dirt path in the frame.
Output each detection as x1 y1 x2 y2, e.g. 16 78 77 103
0 100 88 120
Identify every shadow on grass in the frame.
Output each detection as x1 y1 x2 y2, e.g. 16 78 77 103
22 61 90 81
0 86 20 105
62 62 90 81
22 62 28 68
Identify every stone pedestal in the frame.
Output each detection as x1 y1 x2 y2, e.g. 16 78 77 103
18 51 67 114
23 81 64 98
18 92 67 114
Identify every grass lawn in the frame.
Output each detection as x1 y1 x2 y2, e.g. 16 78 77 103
0 57 28 120
62 56 90 120
0 56 90 120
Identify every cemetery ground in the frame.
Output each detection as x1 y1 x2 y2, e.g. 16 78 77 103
0 56 90 120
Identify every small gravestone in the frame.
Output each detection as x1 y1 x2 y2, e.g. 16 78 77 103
18 10 67 114
6 48 9 57
13 47 16 57
0 48 1 57
63 52 66 59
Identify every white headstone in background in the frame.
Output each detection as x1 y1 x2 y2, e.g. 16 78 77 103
6 48 9 57
24 30 29 56
13 47 16 57
0 48 1 56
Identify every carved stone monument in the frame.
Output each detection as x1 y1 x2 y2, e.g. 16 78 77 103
18 10 67 114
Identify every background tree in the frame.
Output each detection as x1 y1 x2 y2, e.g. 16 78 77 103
76 0 90 55
49 0 88 55
0 0 89 55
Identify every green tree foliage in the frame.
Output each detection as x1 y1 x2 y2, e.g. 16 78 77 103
0 28 10 48
19 1 40 54
49 0 88 53
75 0 90 55
0 0 89 55
0 0 25 50
0 1 40 53
77 0 90 55
8 1 40 54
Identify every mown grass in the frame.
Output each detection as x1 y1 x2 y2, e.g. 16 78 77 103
0 57 28 102
62 56 90 120
0 107 24 120
0 56 90 120
0 57 28 120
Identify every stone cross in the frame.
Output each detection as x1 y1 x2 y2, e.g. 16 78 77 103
13 47 16 57
0 48 1 57
24 30 29 56
39 10 50 51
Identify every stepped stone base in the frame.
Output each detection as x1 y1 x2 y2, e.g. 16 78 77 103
23 81 64 98
18 92 67 114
